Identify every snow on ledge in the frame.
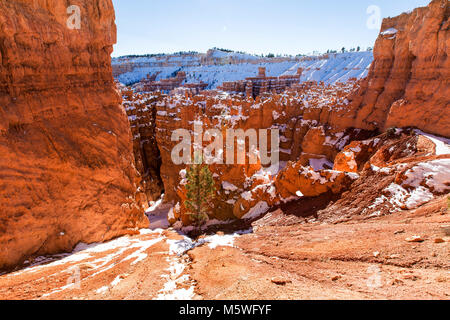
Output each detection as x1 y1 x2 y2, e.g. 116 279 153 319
380 28 398 36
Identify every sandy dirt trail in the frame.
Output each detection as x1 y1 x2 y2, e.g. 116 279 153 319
0 197 448 300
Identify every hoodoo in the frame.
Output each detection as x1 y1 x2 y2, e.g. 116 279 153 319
122 0 450 226
338 0 449 137
0 0 448 302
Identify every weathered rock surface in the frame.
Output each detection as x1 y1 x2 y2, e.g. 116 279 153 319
121 88 164 204
125 81 370 225
120 0 450 228
337 0 449 137
0 0 147 271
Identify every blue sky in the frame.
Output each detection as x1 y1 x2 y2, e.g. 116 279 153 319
112 0 430 57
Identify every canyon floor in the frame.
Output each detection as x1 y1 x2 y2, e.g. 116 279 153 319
0 196 448 300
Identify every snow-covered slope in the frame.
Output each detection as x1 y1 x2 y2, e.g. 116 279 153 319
182 61 299 89
113 50 373 88
282 52 373 84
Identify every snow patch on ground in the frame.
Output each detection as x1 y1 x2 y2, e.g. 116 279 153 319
403 159 450 193
384 184 434 210
96 286 109 295
415 130 450 156
369 159 450 212
155 256 194 300
146 194 172 230
167 228 252 256
242 201 270 220
110 275 123 287
157 228 252 300
10 232 165 281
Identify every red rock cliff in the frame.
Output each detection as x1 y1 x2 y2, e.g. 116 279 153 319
335 0 449 137
0 0 148 270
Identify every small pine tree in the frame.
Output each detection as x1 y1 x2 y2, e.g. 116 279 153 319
184 163 216 228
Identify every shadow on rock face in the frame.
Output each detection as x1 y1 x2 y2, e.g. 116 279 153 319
185 192 341 238
278 191 341 219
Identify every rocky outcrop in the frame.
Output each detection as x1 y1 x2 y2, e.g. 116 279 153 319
122 80 373 225
122 88 164 203
120 0 449 228
231 164 359 220
0 0 148 271
336 0 449 137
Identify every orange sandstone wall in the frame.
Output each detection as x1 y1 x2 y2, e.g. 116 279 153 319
339 0 449 137
0 0 148 270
